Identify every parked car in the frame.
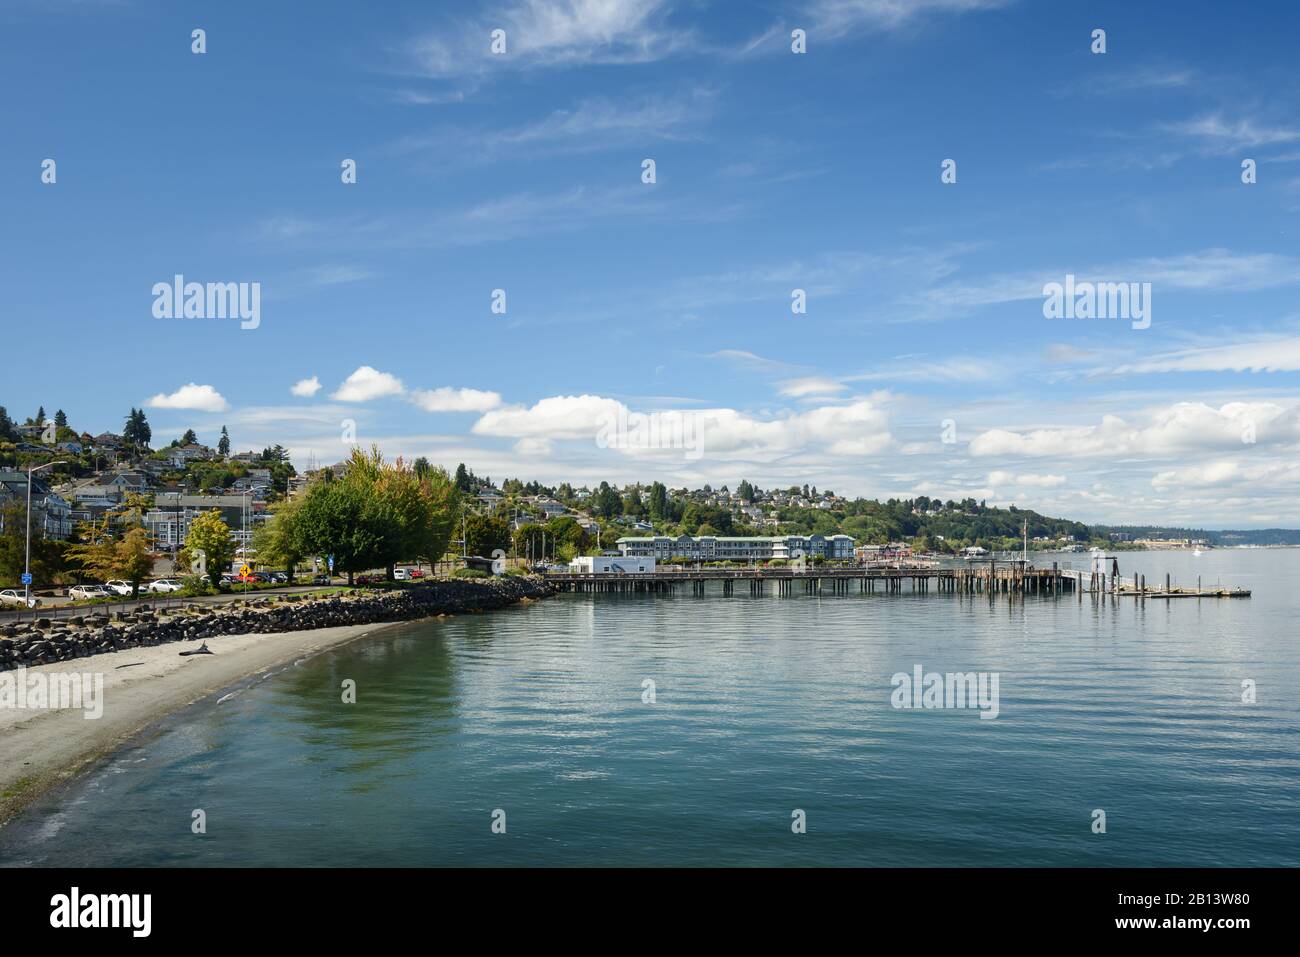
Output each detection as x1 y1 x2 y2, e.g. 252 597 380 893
270 572 288 584
104 580 133 596
0 589 38 609
312 574 330 585
69 584 110 601
393 568 409 581
408 568 424 579
147 579 183 594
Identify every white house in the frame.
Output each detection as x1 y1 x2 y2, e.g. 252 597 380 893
570 555 656 574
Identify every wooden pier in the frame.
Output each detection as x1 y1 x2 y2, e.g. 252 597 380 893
546 562 1251 599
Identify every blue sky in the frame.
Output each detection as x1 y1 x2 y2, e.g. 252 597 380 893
5 0 1300 526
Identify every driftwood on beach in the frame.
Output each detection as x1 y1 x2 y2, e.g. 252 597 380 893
0 577 555 672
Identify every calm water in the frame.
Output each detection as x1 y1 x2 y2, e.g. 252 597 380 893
2 549 1297 867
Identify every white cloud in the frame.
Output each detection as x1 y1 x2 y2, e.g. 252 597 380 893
987 470 1066 488
291 376 322 397
779 377 846 397
969 402 1295 459
146 383 229 413
1111 336 1300 374
1164 113 1300 150
807 0 1013 37
332 366 406 402
409 387 503 413
471 392 894 460
474 394 627 440
393 92 711 164
411 0 689 79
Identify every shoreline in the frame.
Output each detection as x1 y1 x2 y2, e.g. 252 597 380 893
0 619 404 829
0 577 556 829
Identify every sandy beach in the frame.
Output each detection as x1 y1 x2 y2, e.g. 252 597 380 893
0 621 396 827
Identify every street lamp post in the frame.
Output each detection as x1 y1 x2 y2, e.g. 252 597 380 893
25 461 67 605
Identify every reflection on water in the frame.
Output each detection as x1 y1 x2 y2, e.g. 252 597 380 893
1 549 1297 867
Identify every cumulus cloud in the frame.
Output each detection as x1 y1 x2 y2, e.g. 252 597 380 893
969 402 1295 458
146 383 229 412
472 392 894 460
987 470 1067 488
291 376 322 397
1151 459 1300 490
332 366 406 402
409 387 502 413
779 377 847 397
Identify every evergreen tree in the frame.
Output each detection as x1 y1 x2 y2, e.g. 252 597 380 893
123 408 152 448
217 426 230 457
54 409 68 429
35 406 46 425
180 428 198 446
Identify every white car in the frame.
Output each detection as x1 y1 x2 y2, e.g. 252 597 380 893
104 580 134 596
147 579 184 594
393 568 409 581
69 584 110 601
0 589 39 609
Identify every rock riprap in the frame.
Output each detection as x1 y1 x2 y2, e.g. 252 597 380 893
0 577 555 671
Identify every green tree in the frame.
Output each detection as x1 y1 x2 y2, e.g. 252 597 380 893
0 502 68 586
123 408 152 449
217 426 231 457
253 498 304 578
285 446 458 582
454 462 472 492
464 512 511 558
115 527 155 595
592 482 620 519
648 481 668 521
179 510 236 586
54 409 68 429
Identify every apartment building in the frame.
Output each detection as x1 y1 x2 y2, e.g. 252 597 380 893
616 533 856 562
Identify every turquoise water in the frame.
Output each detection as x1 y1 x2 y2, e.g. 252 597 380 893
2 549 1297 867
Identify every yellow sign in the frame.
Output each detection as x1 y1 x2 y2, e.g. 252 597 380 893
239 564 251 577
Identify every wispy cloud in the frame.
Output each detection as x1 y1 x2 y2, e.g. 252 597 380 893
1163 113 1300 151
408 0 693 80
388 90 714 166
805 0 1014 37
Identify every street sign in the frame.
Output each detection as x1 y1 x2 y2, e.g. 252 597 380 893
20 573 32 586
327 555 334 572
239 564 252 578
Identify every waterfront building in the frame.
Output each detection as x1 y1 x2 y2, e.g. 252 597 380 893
571 555 657 574
616 533 855 562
